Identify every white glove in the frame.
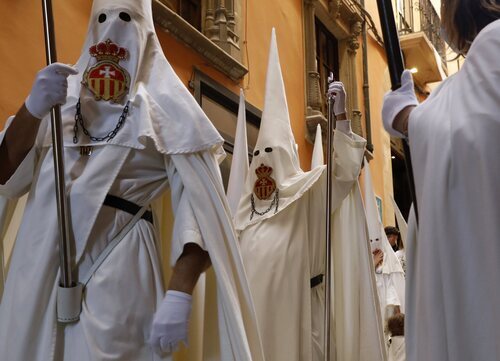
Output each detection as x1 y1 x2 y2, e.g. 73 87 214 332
25 63 78 119
382 70 418 138
149 290 192 355
327 81 347 116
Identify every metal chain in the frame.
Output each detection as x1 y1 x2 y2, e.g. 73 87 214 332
250 189 279 221
73 98 130 143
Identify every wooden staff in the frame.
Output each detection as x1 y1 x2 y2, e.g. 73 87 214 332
376 0 419 222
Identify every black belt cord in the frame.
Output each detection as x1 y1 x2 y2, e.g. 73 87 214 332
103 194 153 224
310 274 324 288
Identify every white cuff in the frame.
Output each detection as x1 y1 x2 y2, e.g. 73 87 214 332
336 120 353 137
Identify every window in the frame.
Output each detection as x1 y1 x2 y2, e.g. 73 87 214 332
192 70 261 188
315 19 339 114
166 0 202 31
179 0 202 30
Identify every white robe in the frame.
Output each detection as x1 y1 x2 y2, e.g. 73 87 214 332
405 19 500 361
388 336 405 361
375 240 405 319
237 131 368 361
0 121 263 361
331 183 387 361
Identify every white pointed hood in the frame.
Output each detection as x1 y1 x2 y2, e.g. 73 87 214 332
234 29 324 230
391 197 407 248
363 158 403 275
227 89 249 216
43 0 223 154
311 124 324 168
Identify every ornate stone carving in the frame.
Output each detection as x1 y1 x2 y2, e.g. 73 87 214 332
204 1 240 57
347 20 362 53
329 0 341 18
153 0 247 80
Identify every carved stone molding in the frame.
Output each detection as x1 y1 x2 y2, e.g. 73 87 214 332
153 0 247 81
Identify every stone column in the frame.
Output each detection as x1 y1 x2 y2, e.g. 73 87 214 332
345 20 363 137
304 0 327 143
205 0 215 36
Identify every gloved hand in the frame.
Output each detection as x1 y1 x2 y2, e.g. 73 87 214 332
327 81 347 116
382 70 418 138
25 63 78 119
149 290 192 355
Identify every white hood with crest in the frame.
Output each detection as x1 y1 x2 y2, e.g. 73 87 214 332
234 29 324 231
43 0 223 154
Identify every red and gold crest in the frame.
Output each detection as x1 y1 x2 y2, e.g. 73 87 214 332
253 164 277 200
82 39 130 102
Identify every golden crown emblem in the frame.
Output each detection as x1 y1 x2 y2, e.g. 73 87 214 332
89 39 128 62
255 164 273 178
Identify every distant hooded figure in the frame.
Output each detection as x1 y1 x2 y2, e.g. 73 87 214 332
0 1 264 360
364 159 405 323
233 29 384 361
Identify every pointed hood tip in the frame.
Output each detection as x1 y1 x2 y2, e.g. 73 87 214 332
255 29 293 151
311 124 324 168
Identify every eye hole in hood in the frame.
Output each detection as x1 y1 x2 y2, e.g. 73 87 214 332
119 12 131 22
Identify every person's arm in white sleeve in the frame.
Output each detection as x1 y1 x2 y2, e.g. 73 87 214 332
327 81 367 211
150 155 211 356
382 69 418 138
0 113 40 198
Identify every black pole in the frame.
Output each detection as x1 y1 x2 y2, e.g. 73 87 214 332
42 0 74 288
376 0 419 222
323 73 336 361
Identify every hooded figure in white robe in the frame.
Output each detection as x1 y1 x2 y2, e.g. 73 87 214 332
234 29 373 361
0 1 264 360
363 159 405 321
311 124 386 361
394 19 500 361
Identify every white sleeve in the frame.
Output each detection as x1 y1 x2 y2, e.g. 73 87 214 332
165 156 206 266
0 116 38 199
330 130 366 211
335 120 353 138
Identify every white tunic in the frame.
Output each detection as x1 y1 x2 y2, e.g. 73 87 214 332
405 19 500 361
331 183 387 361
388 336 405 361
0 132 173 360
